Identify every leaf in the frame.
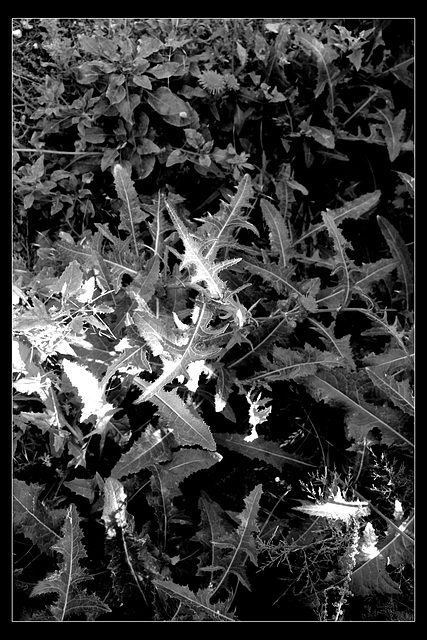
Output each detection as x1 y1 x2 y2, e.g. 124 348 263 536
293 488 370 524
261 199 292 267
149 61 184 79
157 448 222 496
365 368 414 416
146 87 197 127
351 515 414 596
309 319 356 370
251 343 343 383
101 340 151 391
389 57 414 88
395 170 414 197
30 504 111 621
62 359 116 428
352 258 399 295
376 108 407 162
214 433 315 470
134 381 216 451
152 580 236 621
321 212 352 307
102 477 129 538
165 200 242 301
136 35 164 58
13 479 66 554
294 190 381 245
113 164 147 255
132 299 226 401
236 41 247 67
110 425 174 478
197 173 255 262
47 261 83 298
300 121 335 149
208 484 263 596
63 478 95 502
304 369 413 448
106 73 126 105
377 215 413 309
241 258 301 298
295 31 339 109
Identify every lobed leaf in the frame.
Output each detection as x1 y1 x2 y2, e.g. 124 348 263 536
31 504 111 620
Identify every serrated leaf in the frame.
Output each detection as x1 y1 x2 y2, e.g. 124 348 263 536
251 343 343 383
102 477 129 537
47 261 83 298
261 199 292 267
293 488 369 524
322 211 352 307
209 484 262 596
152 580 235 621
376 108 407 162
157 448 222 495
365 368 414 415
351 515 414 596
214 433 315 470
300 121 335 148
352 258 399 295
377 215 413 309
111 426 174 478
113 164 147 256
199 173 254 262
63 478 95 502
134 381 216 451
30 504 111 620
133 299 225 401
294 191 381 245
309 319 356 370
62 359 116 425
101 341 150 391
295 31 339 108
165 200 241 301
304 369 413 448
13 479 66 554
241 258 300 297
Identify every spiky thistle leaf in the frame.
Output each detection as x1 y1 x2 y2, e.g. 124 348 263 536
13 479 66 554
134 381 216 450
165 200 241 300
113 164 147 256
133 299 227 401
204 484 263 596
30 504 111 621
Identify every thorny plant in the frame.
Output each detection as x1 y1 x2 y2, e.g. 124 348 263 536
13 18 413 621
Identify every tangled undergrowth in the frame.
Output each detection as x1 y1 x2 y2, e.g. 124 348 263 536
13 18 414 622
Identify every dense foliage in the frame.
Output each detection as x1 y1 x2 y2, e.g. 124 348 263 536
13 18 414 622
